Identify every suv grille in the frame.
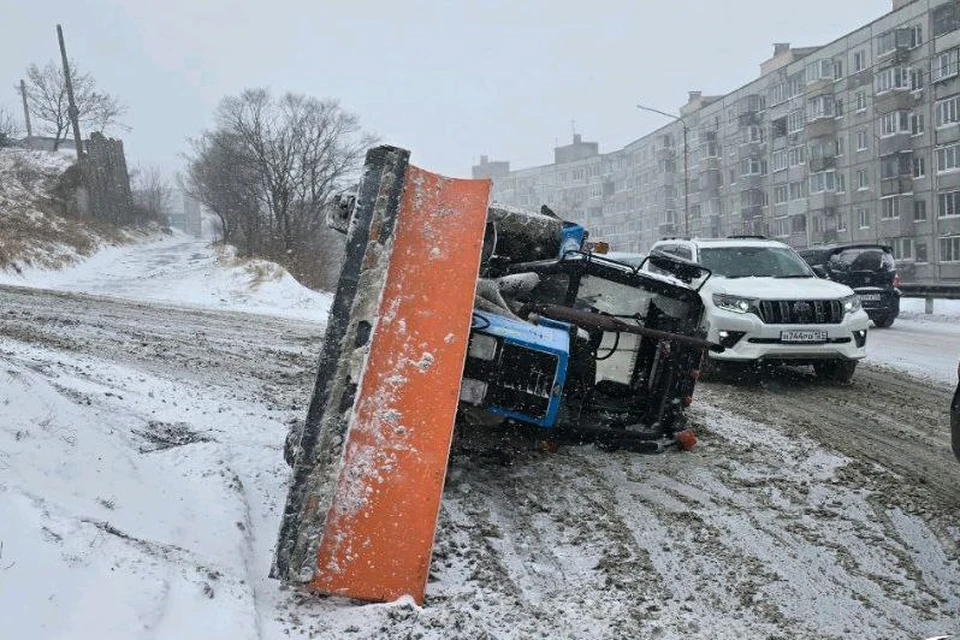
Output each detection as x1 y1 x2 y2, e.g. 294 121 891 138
758 299 843 325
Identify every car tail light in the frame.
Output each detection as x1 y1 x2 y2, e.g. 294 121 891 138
893 272 901 288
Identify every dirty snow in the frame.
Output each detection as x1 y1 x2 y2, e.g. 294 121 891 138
1 237 959 639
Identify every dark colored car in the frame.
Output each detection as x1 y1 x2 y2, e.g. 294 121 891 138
952 362 960 463
798 244 901 328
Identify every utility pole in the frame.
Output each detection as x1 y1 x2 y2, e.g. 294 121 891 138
57 24 84 163
19 79 32 138
637 104 690 237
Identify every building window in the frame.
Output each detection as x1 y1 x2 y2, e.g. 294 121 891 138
808 95 834 120
774 216 789 237
936 95 960 127
834 59 844 80
788 109 806 133
838 210 848 232
912 114 925 136
857 131 868 151
837 172 846 193
878 31 897 57
810 171 837 193
914 156 926 178
806 59 834 84
939 190 960 217
856 91 867 112
772 149 788 172
788 145 806 166
789 180 807 200
837 137 845 156
933 2 959 38
932 50 959 83
880 111 911 137
936 143 960 173
880 196 900 219
875 66 909 94
854 50 866 72
917 242 928 262
740 157 764 176
940 236 960 262
911 68 925 92
858 207 871 229
890 237 914 260
858 169 869 190
774 184 789 204
881 153 911 179
915 199 928 221
791 215 807 233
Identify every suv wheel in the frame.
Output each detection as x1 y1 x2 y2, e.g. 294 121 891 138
814 360 857 383
872 314 895 328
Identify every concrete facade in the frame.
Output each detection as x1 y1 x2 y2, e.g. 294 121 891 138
474 0 960 283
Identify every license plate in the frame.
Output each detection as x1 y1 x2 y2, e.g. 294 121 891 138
858 293 881 302
781 330 828 343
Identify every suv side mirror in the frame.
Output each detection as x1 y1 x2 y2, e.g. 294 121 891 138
811 265 827 279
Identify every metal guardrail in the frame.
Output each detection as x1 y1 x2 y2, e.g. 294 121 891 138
899 283 960 313
899 283 960 299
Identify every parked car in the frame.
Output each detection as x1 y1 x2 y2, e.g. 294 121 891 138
952 361 960 463
797 244 901 328
647 237 870 382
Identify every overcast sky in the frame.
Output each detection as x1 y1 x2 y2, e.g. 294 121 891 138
1 0 891 180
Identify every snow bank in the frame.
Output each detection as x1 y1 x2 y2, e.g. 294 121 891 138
0 232 332 323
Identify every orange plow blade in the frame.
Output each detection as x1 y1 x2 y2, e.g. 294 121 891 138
272 146 490 604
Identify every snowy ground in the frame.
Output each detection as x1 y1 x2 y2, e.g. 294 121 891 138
1 239 959 639
0 232 331 322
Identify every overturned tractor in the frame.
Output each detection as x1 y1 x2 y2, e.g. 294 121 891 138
273 145 721 604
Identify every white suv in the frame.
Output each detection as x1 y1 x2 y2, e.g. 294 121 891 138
648 237 870 382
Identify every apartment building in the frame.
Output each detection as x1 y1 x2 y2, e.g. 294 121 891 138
473 0 960 283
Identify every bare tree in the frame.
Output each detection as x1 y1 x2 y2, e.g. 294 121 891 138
185 89 374 287
0 107 21 148
130 165 171 224
23 60 126 151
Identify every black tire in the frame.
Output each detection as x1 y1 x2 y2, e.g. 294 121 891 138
814 360 857 383
872 314 895 328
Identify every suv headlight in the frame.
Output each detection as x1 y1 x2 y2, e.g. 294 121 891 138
712 293 758 315
841 294 861 314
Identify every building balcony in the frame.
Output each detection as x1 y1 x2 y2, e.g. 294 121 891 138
880 176 913 196
875 90 918 114
808 155 837 172
738 111 761 127
878 134 912 156
656 146 675 160
739 174 765 190
805 77 833 94
699 155 721 171
808 191 836 210
805 117 836 139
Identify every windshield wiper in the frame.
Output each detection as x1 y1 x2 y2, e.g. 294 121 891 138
774 274 814 279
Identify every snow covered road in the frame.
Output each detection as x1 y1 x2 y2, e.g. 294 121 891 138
1 235 959 638
1 282 959 639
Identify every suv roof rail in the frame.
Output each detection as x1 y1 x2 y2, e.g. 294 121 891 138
726 234 767 240
658 236 690 241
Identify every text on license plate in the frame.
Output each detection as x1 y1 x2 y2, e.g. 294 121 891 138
858 293 881 302
781 330 828 343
